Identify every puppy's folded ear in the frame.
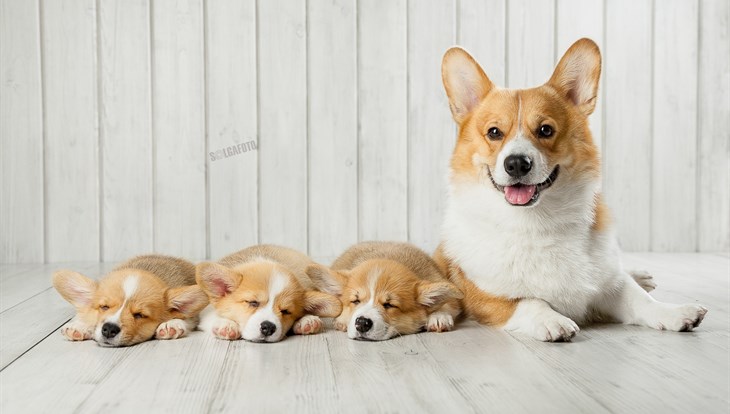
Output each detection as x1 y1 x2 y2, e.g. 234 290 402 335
167 285 209 319
195 262 241 299
303 291 343 318
547 38 601 115
52 270 97 309
305 264 348 296
417 281 464 308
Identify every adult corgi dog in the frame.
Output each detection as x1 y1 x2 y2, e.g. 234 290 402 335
53 255 209 347
196 245 342 343
307 242 463 341
434 38 707 342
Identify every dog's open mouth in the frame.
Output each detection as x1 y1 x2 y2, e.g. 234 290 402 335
488 165 560 206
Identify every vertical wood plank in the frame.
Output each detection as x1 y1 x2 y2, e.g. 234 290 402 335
0 0 44 263
652 0 698 252
257 0 307 251
206 0 258 258
407 0 455 252
307 0 357 260
42 0 99 262
152 0 206 259
358 0 408 242
555 0 604 149
603 0 652 251
98 0 152 261
506 0 555 88
697 0 730 252
457 0 506 86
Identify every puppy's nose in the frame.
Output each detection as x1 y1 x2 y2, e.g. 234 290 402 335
101 322 121 339
504 155 532 178
355 316 373 333
260 321 276 337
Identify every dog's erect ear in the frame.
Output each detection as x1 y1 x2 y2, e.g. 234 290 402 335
305 264 348 296
52 270 98 309
303 291 343 318
167 285 209 318
442 47 494 124
548 38 601 115
417 281 463 307
195 262 241 299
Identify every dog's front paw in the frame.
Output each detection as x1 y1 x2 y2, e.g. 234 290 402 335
651 304 708 332
629 270 656 292
293 315 323 335
532 314 580 342
427 312 454 333
61 319 94 341
156 319 189 340
334 317 348 332
211 319 241 340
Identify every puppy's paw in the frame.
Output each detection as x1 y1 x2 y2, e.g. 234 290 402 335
211 319 241 340
334 317 348 332
533 314 580 342
156 319 188 340
293 315 323 335
651 304 708 332
426 312 454 333
61 319 94 341
629 270 656 292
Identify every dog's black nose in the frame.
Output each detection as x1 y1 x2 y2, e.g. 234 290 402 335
260 321 277 337
101 322 120 339
504 155 532 178
355 316 373 333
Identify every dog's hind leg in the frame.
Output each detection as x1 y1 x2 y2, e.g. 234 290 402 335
596 272 707 332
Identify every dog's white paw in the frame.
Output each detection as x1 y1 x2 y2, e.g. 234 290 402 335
211 319 241 340
629 270 656 292
426 312 454 333
334 317 348 332
293 315 323 335
156 319 188 340
649 304 708 332
532 314 580 342
60 319 94 341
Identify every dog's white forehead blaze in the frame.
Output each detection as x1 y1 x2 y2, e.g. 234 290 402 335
366 267 382 303
122 275 140 300
267 270 288 308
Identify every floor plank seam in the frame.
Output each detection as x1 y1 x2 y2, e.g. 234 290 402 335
0 286 55 315
0 316 70 372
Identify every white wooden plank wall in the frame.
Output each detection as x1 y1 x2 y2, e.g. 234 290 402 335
1 0 728 264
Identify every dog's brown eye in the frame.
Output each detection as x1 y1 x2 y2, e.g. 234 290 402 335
487 127 503 140
538 124 553 138
383 302 396 309
133 312 146 319
247 301 260 308
99 305 109 311
280 309 290 315
351 299 360 305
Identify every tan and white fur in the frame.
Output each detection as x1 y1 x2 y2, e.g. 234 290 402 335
307 242 463 341
53 255 209 347
196 245 342 343
435 38 707 342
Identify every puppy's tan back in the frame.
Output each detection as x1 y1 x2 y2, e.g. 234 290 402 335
116 255 196 288
218 245 316 289
333 242 446 283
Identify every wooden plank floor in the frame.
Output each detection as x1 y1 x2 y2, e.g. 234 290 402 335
0 253 728 413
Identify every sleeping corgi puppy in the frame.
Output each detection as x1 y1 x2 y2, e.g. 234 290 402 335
53 255 209 347
306 242 463 341
196 245 342 343
435 38 707 341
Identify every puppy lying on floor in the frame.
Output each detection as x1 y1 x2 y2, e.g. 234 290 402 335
307 241 463 341
53 255 208 347
196 245 342 343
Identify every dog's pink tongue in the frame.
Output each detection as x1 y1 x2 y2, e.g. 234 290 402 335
504 185 536 205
